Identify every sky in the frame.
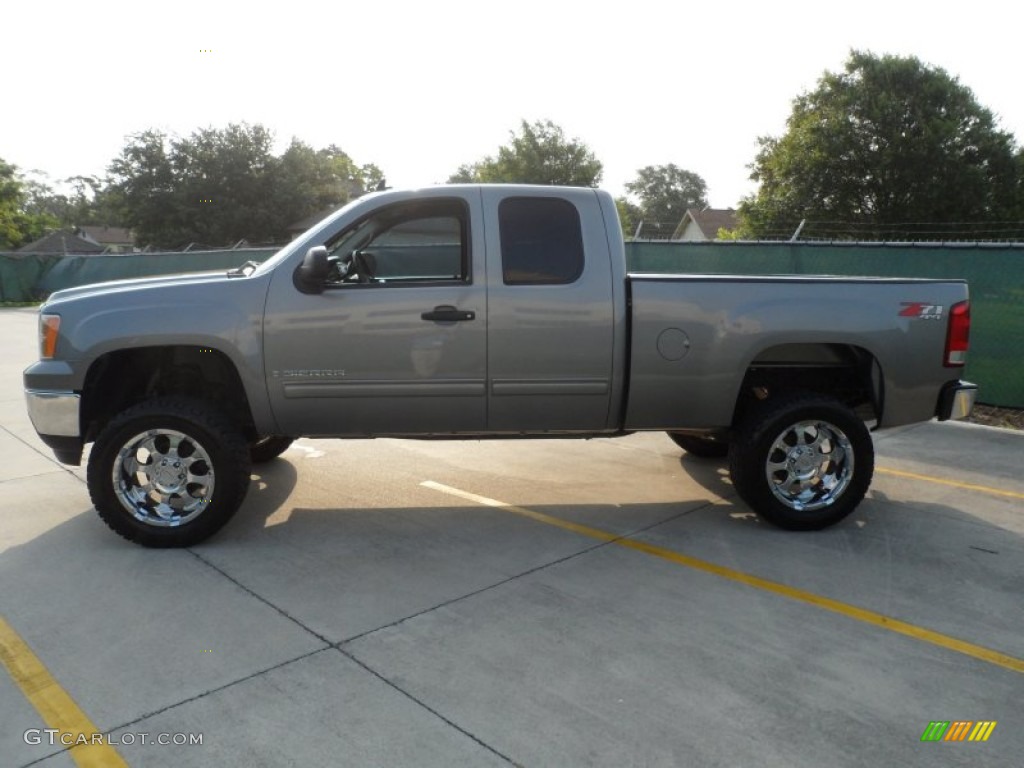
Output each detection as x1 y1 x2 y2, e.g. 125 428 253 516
4 0 1023 209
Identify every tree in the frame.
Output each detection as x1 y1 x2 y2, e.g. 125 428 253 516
1016 148 1024 218
615 196 642 238
0 158 59 250
108 124 382 249
19 172 121 229
625 164 708 236
449 119 603 187
107 129 181 247
740 51 1021 239
273 140 383 233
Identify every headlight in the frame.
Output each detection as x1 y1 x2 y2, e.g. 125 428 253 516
40 314 61 359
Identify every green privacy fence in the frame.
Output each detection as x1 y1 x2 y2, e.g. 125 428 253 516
626 241 1024 408
0 248 278 303
2 243 1021 407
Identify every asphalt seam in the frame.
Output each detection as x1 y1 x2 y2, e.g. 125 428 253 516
305 502 696 767
338 539 610 645
0 469 71 485
15 648 329 768
183 548 531 764
336 647 520 766
329 500 709 767
186 549 333 646
336 498 710 764
423 482 1024 675
0 424 84 484
57 545 520 766
339 499 708 646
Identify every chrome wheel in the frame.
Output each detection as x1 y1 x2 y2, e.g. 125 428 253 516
764 419 853 511
113 428 215 527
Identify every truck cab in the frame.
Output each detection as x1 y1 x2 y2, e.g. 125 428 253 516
262 186 625 436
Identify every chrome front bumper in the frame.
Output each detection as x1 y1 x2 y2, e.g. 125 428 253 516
25 389 81 437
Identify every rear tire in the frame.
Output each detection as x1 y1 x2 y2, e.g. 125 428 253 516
668 432 729 458
87 397 251 547
250 436 294 463
728 394 873 530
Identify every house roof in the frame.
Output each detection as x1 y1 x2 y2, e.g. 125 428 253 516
17 229 105 254
79 225 134 247
673 208 739 240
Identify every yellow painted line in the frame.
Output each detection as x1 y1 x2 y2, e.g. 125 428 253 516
877 467 1024 501
422 481 1024 675
0 615 128 768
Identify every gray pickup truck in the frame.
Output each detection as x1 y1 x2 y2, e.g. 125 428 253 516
24 185 976 546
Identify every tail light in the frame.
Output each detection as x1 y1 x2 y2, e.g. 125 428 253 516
944 301 970 367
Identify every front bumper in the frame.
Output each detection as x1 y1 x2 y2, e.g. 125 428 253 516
25 389 83 465
936 380 978 421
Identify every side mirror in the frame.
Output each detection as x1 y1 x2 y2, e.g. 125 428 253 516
294 246 330 294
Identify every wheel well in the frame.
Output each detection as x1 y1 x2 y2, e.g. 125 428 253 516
81 346 257 443
733 343 882 427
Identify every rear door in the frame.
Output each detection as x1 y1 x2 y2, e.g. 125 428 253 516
481 187 616 432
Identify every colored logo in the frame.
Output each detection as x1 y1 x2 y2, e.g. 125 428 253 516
920 721 996 742
899 302 944 320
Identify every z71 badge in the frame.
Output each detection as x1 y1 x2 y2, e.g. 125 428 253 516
899 302 944 320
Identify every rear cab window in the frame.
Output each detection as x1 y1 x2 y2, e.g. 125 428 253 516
498 197 584 285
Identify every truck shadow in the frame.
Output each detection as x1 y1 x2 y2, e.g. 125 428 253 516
676 451 737 503
3 487 1019 647
1 472 1020 733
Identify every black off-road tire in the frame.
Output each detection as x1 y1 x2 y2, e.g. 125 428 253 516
728 394 874 531
250 436 295 463
668 432 730 458
87 397 251 547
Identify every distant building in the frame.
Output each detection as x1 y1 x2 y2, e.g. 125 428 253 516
78 226 135 252
17 228 105 255
17 226 136 254
672 208 739 241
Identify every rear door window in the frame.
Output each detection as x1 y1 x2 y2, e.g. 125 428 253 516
498 197 584 285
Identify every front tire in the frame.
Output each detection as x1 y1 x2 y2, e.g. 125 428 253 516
728 394 873 530
250 436 294 463
87 397 251 547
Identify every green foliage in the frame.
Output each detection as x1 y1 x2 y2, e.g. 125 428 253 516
449 119 603 187
625 164 708 235
272 140 382 237
0 158 60 249
107 124 382 249
740 51 1022 239
615 196 642 238
0 158 24 248
20 173 122 229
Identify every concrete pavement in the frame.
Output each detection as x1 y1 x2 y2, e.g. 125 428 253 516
1 306 1021 767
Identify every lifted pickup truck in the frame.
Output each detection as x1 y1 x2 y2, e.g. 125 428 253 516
25 185 976 546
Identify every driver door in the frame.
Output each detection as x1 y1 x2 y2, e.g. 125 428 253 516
263 196 487 437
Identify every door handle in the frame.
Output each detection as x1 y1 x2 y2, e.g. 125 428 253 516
421 305 475 322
